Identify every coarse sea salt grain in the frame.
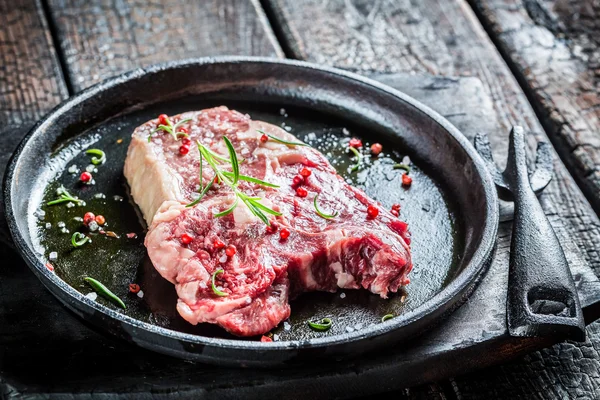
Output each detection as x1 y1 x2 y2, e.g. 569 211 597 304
45 223 51 229
422 201 431 212
340 292 346 299
284 322 291 331
346 326 355 333
86 292 98 301
49 252 58 261
88 221 99 232
219 254 228 263
86 165 97 173
66 202 75 208
57 221 65 228
68 165 79 174
137 290 144 299
273 334 280 341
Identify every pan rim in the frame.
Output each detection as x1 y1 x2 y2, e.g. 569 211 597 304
3 56 499 353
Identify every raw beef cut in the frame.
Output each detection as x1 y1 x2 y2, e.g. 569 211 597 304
124 107 412 337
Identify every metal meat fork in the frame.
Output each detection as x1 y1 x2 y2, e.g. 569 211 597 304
475 126 585 341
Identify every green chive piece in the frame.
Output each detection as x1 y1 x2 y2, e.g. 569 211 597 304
84 277 126 309
381 314 394 322
211 269 228 297
85 149 106 165
71 232 90 248
256 129 309 147
393 164 411 173
348 147 361 172
308 317 332 332
313 194 338 219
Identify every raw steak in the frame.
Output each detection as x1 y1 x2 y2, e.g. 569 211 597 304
125 107 412 337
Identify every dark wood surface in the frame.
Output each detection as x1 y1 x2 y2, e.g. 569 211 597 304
0 0 67 245
2 0 600 398
46 0 283 91
470 0 600 216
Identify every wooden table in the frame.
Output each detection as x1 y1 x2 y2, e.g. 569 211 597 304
1 0 600 398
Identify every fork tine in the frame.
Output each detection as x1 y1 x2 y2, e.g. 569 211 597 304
530 141 554 194
474 132 510 197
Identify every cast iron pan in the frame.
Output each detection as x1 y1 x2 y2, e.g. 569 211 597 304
4 57 498 367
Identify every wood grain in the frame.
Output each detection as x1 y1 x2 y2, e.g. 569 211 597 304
264 0 600 397
0 0 68 245
46 0 284 92
470 0 600 214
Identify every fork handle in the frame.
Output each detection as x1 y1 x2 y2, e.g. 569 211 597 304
505 127 585 341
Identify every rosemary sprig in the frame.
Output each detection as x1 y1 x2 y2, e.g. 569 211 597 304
148 117 192 142
256 129 308 147
85 149 106 165
186 174 214 208
348 146 361 172
214 197 239 217
313 194 338 219
222 172 279 187
186 137 281 225
47 186 84 206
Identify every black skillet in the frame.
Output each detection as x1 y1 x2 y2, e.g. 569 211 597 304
4 57 499 367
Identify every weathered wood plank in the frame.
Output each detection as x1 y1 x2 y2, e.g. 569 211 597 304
470 0 600 216
0 0 68 245
449 324 600 399
264 0 600 397
46 0 284 92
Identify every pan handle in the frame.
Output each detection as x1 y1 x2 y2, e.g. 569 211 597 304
505 127 585 341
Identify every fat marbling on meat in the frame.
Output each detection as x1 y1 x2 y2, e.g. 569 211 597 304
124 107 412 337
